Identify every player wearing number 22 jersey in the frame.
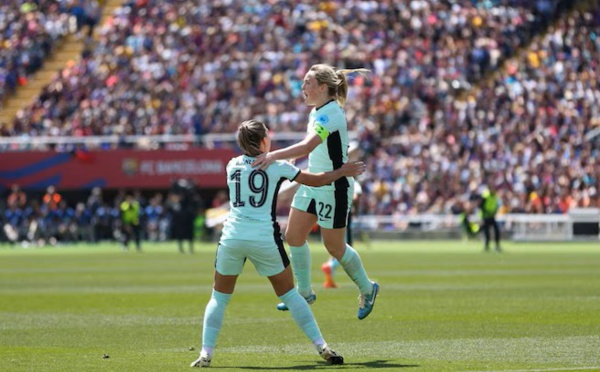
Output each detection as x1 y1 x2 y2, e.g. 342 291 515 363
250 65 378 321
292 100 354 229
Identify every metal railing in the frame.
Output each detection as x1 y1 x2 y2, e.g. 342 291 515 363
0 132 361 151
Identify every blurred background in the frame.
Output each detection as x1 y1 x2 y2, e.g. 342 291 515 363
1 0 599 246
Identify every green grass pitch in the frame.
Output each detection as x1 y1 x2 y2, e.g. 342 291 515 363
1 240 599 372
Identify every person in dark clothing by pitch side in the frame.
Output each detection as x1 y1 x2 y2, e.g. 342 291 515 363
169 179 203 254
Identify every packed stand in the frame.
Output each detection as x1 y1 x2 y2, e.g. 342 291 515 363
7 0 553 137
357 6 600 219
0 1 101 105
3 0 598 216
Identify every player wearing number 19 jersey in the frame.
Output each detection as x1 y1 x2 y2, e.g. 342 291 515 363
190 120 365 368
218 156 300 277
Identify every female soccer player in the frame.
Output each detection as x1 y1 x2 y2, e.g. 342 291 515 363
252 64 379 320
322 180 363 288
191 119 364 368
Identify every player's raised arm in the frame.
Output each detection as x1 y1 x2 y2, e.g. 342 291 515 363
295 161 365 187
252 133 322 170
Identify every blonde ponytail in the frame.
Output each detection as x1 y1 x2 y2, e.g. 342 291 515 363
336 68 370 106
309 64 370 107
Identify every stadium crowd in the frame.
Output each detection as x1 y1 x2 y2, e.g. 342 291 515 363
1 0 598 219
6 0 559 136
357 4 600 218
0 0 101 105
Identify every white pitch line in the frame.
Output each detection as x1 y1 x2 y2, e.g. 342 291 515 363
464 367 600 372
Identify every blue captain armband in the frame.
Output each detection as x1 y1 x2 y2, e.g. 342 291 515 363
314 123 330 141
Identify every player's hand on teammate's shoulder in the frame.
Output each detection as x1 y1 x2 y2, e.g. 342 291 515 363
251 152 276 170
340 161 366 177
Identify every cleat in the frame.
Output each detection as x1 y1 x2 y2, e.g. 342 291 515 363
318 344 344 365
190 351 211 368
276 291 316 311
323 281 337 288
357 282 379 320
321 262 332 275
322 263 337 288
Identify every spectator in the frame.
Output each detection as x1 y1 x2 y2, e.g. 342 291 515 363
93 201 116 242
53 200 76 242
83 0 101 38
144 193 166 242
74 201 93 242
86 186 103 241
23 199 46 245
42 185 62 210
7 184 27 208
3 202 24 244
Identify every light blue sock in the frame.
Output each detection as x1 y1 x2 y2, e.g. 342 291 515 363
202 289 232 349
339 244 373 295
290 242 312 297
279 289 324 346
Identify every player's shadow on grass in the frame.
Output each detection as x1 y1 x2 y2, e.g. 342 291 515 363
231 360 418 370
